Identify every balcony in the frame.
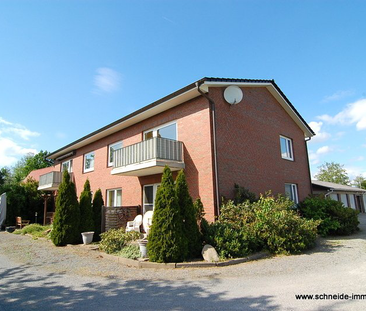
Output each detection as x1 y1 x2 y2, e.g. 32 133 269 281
111 137 185 177
38 171 63 191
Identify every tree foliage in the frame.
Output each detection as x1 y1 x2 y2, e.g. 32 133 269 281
175 170 201 259
79 179 94 233
2 177 44 226
353 175 366 189
93 188 104 241
13 150 54 182
315 162 350 185
51 170 80 246
147 166 187 263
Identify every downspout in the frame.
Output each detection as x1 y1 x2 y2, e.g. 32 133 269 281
305 136 313 195
196 81 220 217
325 189 334 198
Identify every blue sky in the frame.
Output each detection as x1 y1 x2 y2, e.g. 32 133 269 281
1 0 365 181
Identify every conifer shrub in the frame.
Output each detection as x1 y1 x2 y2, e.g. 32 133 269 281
147 166 188 263
92 189 104 241
79 179 94 233
194 198 205 222
175 170 201 259
299 195 359 236
51 170 81 246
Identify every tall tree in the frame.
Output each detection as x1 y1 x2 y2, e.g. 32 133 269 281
315 162 350 185
92 189 104 241
51 170 80 246
353 175 366 189
175 170 201 259
147 166 187 263
13 150 54 182
79 179 94 233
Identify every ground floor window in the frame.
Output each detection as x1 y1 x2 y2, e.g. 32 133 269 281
107 188 122 207
143 184 160 214
285 183 299 204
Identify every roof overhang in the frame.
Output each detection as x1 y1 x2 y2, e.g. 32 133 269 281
48 77 314 160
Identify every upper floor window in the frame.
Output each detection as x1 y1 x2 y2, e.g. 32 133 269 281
84 151 95 173
144 122 177 141
285 183 299 204
108 141 123 167
61 159 73 173
280 136 294 161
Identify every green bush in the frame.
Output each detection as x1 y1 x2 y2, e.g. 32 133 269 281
175 170 201 259
14 224 51 239
299 195 359 236
148 166 188 263
233 183 257 204
203 194 319 258
92 189 104 241
99 228 140 254
79 179 94 233
117 244 141 259
253 195 319 254
51 171 81 246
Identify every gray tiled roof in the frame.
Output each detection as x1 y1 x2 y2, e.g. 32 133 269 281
312 180 366 193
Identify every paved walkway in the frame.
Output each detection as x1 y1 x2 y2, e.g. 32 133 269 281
1 215 366 310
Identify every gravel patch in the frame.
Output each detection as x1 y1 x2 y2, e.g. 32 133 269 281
1 214 366 282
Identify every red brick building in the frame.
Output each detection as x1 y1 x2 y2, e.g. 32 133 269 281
37 77 314 223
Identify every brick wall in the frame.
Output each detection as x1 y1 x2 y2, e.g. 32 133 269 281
50 96 217 221
210 86 312 204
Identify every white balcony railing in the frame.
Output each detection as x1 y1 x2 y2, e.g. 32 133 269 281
38 171 63 191
112 137 184 176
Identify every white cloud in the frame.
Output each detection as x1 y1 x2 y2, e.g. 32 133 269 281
0 117 39 166
0 117 40 140
309 145 332 165
308 121 331 143
344 166 366 180
321 90 354 103
55 131 66 139
318 99 366 130
0 137 37 166
94 67 121 93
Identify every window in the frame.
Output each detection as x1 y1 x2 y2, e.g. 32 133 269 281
61 159 73 173
107 189 122 207
285 183 299 204
108 141 123 167
83 151 95 173
280 136 294 161
143 184 160 214
144 122 177 141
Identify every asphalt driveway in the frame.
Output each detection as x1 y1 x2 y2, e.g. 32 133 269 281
1 215 366 310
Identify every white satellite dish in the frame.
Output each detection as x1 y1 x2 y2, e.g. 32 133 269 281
224 85 243 105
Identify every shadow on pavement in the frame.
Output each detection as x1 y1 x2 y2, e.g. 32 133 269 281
0 264 279 311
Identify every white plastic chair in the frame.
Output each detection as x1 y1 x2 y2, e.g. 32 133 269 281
143 211 154 236
126 214 142 232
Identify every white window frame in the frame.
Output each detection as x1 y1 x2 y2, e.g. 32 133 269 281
83 151 95 173
106 188 122 207
61 159 73 173
108 141 123 167
143 183 160 214
280 135 294 161
143 121 178 141
285 183 299 204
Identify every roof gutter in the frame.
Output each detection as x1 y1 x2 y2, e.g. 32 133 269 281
196 81 220 218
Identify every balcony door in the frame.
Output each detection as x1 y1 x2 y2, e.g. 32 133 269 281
143 184 160 214
144 122 177 141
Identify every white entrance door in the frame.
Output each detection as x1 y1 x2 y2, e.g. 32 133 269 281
143 184 160 214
